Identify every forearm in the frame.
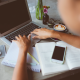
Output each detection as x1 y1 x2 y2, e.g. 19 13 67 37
51 31 80 48
12 49 28 80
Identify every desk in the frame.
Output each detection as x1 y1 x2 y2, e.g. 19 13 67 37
0 37 80 80
0 0 80 79
0 21 80 80
0 13 80 80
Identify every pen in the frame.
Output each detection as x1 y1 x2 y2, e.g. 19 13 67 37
28 52 39 64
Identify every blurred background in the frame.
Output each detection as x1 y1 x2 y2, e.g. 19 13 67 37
27 0 62 21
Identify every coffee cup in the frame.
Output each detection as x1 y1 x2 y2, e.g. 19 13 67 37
53 24 66 32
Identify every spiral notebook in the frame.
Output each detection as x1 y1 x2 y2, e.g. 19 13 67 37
1 42 41 72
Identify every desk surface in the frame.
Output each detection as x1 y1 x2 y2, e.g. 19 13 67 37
0 0 80 79
0 14 80 80
0 16 80 80
0 38 80 80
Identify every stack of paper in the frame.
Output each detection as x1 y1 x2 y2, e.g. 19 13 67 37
1 42 41 72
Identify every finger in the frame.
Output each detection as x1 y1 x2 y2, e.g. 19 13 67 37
28 34 31 40
12 40 17 43
31 29 39 33
41 28 46 30
31 32 38 35
15 36 19 40
19 35 22 38
33 29 39 32
23 35 26 38
12 40 19 46
12 40 15 42
32 36 40 39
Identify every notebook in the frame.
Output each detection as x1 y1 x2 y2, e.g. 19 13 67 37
1 42 41 72
35 41 80 76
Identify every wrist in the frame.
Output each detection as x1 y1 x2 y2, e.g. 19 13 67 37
19 47 28 54
50 30 60 39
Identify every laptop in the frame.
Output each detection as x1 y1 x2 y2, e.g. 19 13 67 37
0 0 42 45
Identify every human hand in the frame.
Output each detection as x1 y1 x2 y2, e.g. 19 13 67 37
31 28 55 39
12 34 31 52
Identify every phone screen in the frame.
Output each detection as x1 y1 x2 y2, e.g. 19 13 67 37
52 46 65 61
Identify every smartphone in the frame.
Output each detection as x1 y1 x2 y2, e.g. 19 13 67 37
51 45 67 64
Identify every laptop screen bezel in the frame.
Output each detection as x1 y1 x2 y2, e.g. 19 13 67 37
0 0 32 37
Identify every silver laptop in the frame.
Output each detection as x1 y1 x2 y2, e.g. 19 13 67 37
0 0 42 46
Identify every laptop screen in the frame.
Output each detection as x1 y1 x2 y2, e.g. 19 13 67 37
0 0 31 34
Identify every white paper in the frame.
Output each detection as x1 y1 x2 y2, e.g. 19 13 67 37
1 42 41 72
27 65 41 72
57 41 80 70
35 42 69 76
29 47 39 62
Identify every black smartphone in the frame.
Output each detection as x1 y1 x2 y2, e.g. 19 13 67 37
51 45 66 64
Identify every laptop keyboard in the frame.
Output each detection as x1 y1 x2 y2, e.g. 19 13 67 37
5 23 40 42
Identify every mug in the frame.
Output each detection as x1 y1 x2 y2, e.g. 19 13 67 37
53 24 68 33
